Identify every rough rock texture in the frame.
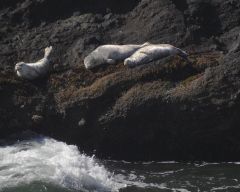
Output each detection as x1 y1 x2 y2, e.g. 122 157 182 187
1 0 240 161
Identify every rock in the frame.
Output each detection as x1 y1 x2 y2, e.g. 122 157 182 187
78 118 86 127
32 115 43 123
0 0 240 161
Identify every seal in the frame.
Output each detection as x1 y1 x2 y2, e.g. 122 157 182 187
124 44 189 68
15 46 53 80
84 42 150 69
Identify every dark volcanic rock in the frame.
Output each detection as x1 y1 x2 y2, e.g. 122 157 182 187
0 0 240 161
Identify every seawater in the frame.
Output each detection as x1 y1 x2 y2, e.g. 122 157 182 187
0 137 240 192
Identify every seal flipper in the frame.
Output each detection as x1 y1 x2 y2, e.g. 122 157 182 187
139 51 150 56
175 48 192 64
106 59 116 65
175 48 188 60
44 46 53 59
140 42 151 48
35 46 53 64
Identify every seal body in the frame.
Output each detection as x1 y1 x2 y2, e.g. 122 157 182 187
15 46 53 80
84 43 150 69
124 44 189 68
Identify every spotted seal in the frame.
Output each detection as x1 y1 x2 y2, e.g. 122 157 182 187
15 46 53 80
124 44 189 67
84 42 150 69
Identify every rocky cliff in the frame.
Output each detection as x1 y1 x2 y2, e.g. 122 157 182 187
0 0 240 161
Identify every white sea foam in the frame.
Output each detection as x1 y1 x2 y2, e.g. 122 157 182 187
0 137 125 192
114 172 192 192
211 184 240 191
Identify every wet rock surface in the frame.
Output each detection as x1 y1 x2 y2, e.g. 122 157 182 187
0 0 240 161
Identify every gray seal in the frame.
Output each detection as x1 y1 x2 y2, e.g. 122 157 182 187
15 46 53 80
124 44 189 68
84 42 150 69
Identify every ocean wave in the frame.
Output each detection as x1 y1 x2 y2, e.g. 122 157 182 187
0 137 124 192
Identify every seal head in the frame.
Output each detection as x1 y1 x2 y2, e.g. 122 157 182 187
15 62 25 73
15 61 41 80
124 58 136 68
84 53 104 70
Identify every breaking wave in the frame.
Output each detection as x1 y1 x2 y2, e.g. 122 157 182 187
0 137 124 192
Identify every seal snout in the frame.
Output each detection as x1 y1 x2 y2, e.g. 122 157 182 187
84 59 91 70
15 62 24 71
15 65 19 71
124 58 135 67
123 58 131 66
